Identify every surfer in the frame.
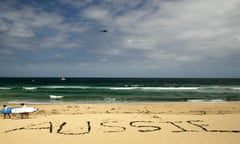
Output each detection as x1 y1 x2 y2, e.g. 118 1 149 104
1 105 11 119
21 103 29 119
21 103 26 108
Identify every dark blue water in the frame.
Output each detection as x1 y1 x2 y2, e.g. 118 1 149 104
0 78 240 103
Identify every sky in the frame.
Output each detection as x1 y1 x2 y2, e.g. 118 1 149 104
0 0 240 77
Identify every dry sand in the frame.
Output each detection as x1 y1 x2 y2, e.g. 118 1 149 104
1 102 240 144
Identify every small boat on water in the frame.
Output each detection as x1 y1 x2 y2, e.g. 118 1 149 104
61 77 66 81
49 95 64 99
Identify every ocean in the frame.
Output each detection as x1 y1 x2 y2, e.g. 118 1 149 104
0 78 240 104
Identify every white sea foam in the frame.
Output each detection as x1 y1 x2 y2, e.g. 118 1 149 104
109 87 138 90
109 87 199 90
40 86 91 89
104 97 116 102
188 99 225 103
187 99 207 103
141 87 199 90
232 87 240 90
49 95 64 99
209 99 225 102
38 86 201 91
199 86 237 90
0 87 11 90
23 87 37 90
6 100 49 104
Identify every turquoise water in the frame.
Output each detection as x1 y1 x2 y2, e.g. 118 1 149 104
0 78 240 103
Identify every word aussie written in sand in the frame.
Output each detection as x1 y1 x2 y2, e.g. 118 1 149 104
2 119 240 135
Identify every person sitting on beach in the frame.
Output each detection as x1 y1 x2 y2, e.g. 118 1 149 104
1 105 11 119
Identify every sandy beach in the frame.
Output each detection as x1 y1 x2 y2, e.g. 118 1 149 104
1 102 240 144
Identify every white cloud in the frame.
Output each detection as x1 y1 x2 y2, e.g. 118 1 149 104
99 48 123 56
58 0 93 8
41 33 82 49
100 58 108 62
8 28 35 37
71 0 240 68
0 1 90 51
53 54 63 59
0 49 14 56
124 38 155 50
1 0 240 77
0 23 8 31
0 1 64 30
103 0 240 61
82 6 112 23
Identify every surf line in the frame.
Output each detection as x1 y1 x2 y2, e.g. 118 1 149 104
2 120 240 135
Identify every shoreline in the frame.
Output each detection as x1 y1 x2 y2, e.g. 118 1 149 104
1 101 240 115
1 98 236 105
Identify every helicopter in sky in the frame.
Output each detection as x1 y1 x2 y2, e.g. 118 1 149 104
100 29 108 32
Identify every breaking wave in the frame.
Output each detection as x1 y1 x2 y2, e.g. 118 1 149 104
0 87 11 90
23 87 37 90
